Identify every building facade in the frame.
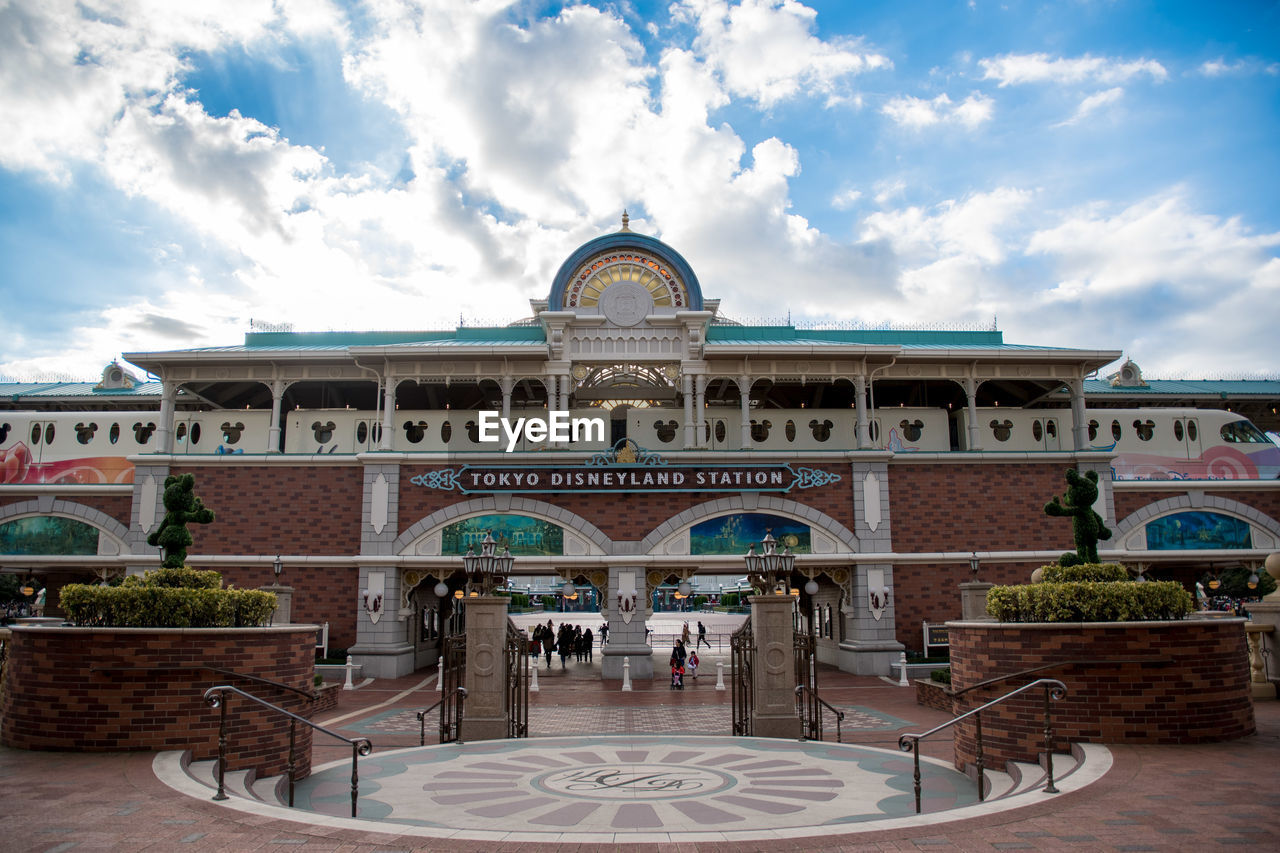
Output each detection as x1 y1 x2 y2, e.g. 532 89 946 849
3 224 1279 678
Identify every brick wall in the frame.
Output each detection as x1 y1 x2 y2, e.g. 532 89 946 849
947 620 1255 771
216 564 359 652
892 561 1042 651
889 463 1077 553
0 625 324 777
172 465 363 555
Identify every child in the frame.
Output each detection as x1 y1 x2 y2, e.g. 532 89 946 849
688 651 699 680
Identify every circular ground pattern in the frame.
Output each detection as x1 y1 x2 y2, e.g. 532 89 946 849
294 735 977 834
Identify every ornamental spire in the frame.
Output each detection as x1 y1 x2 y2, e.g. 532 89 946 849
620 210 631 232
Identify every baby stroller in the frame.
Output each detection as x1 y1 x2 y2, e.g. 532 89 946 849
670 663 685 690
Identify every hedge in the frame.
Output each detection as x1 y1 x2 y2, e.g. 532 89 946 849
986 580 1194 623
1039 563 1129 583
59 567 276 628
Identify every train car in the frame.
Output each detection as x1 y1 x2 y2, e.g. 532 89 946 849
0 410 272 485
955 407 1280 480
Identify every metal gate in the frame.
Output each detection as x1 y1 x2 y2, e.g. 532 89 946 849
439 632 466 743
505 620 529 738
730 620 753 736
794 629 819 739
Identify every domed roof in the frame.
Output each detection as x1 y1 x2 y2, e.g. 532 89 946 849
548 220 703 315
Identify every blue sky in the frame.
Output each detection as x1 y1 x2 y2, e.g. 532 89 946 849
1 0 1277 380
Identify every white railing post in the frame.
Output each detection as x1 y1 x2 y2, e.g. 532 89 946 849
436 656 443 692
715 659 726 691
898 651 909 687
530 656 540 692
342 654 356 691
622 656 632 692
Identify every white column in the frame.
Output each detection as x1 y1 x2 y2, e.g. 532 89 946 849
1068 377 1087 450
964 377 982 451
267 379 285 453
682 371 695 448
500 377 514 422
853 374 869 449
157 381 177 454
694 375 707 447
561 372 572 411
380 379 395 450
739 375 752 449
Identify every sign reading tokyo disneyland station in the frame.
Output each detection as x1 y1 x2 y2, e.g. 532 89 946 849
409 441 842 494
3 214 1279 681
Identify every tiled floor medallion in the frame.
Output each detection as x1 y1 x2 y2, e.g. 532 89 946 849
294 735 976 833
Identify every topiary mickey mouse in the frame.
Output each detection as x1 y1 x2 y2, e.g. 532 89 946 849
146 473 215 568
1044 468 1111 566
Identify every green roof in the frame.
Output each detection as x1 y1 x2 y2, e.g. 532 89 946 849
1083 379 1280 397
707 325 1006 346
243 326 545 349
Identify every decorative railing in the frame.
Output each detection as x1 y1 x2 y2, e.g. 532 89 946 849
897 678 1068 814
730 620 753 736
506 619 529 738
416 688 468 745
795 684 845 743
202 684 372 817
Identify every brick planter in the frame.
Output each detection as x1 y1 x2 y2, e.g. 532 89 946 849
947 618 1255 771
0 625 322 777
914 677 953 712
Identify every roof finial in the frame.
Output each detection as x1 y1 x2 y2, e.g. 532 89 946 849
620 210 631 232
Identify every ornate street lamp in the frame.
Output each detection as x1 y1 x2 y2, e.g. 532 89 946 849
744 530 795 594
462 531 515 595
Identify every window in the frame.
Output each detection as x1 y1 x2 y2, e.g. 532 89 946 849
133 422 156 443
190 423 201 445
1111 420 1122 441
1033 420 1043 442
1133 419 1155 441
808 419 833 441
899 419 924 441
1046 420 1057 439
220 422 243 444
403 420 428 443
1187 420 1198 442
0 423 8 443
109 423 120 444
1174 421 1184 441
175 423 187 444
44 423 55 445
74 422 97 445
785 420 796 442
989 419 1013 442
314 420 336 443
1088 419 1099 441
653 419 677 443
869 420 880 442
441 421 452 443
1220 419 1271 444
714 420 726 442
750 419 772 442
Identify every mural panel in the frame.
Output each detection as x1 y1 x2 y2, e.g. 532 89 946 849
690 513 811 555
440 514 564 556
1145 511 1253 550
0 515 100 555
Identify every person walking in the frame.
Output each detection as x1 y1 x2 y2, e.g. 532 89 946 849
543 627 555 669
688 650 699 680
583 627 594 662
696 620 711 650
599 622 609 646
681 621 691 648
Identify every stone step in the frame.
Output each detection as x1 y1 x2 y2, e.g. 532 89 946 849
250 774 289 806
184 757 262 802
981 767 1016 800
997 750 1078 799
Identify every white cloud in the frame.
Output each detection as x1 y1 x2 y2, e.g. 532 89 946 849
1056 86 1124 126
979 53 1167 87
673 0 890 107
831 188 861 210
882 92 993 129
1198 57 1280 77
1024 193 1280 374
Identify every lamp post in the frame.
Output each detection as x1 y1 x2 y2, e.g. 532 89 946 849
744 530 795 594
462 531 515 596
273 555 283 580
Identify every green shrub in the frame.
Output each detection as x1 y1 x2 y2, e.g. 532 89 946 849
721 591 740 608
59 569 276 628
930 668 952 685
986 580 1193 622
1039 563 1129 583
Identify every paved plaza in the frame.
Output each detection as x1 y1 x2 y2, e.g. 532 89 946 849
1 616 1279 851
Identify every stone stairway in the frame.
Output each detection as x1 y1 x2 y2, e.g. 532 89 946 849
977 743 1104 804
183 755 290 806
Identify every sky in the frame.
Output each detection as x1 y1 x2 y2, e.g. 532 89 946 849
1 0 1278 382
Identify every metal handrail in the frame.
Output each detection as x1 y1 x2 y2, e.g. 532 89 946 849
97 664 314 698
898 678 1068 814
952 658 1168 697
794 684 845 743
416 687 468 746
203 684 372 817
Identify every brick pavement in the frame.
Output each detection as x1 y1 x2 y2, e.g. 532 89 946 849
2 658 1278 851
